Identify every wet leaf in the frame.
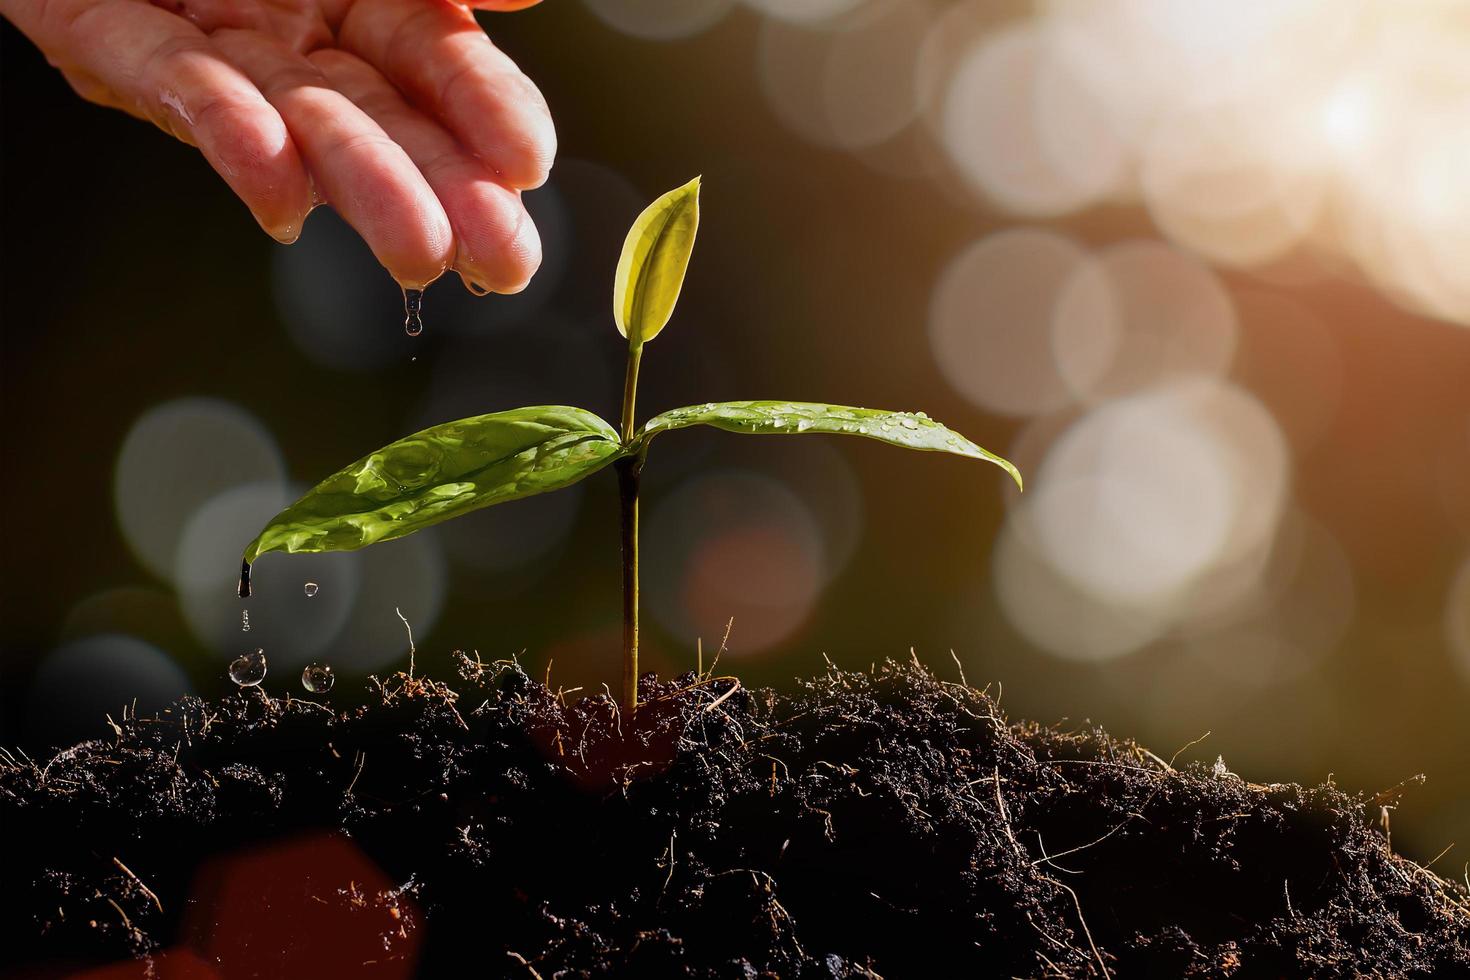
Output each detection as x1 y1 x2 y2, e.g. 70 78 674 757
614 177 701 345
641 401 1022 489
244 407 625 563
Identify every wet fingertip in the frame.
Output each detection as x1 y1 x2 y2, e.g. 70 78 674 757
459 274 493 297
259 214 303 245
393 267 450 292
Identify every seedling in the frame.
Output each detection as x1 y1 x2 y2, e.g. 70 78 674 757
239 179 1021 712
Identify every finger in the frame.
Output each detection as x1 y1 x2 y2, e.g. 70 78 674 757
335 0 556 190
9 0 312 241
310 48 540 294
211 28 454 287
463 1 544 9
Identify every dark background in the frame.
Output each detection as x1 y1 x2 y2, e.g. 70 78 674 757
2 1 1467 865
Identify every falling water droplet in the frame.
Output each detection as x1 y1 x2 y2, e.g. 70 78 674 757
402 287 425 337
238 560 253 598
301 662 335 694
229 649 267 687
241 609 251 632
304 582 319 598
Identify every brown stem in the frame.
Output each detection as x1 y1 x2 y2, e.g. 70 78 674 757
617 456 641 714
618 342 644 714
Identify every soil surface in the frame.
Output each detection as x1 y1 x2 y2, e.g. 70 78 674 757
2 656 1467 979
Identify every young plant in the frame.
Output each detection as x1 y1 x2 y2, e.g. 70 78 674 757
239 179 1021 712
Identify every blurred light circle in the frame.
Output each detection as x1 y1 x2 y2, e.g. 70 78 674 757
583 0 734 40
1033 466 1230 607
757 18 841 146
116 399 285 581
992 515 1170 662
1448 555 1470 684
176 482 362 670
29 634 191 746
939 24 1119 216
915 0 1011 126
1034 382 1287 605
1031 22 1131 205
744 0 866 26
1052 240 1238 403
1183 511 1355 686
820 0 929 149
762 440 866 582
646 471 825 655
324 531 448 674
1165 378 1291 569
929 229 1090 417
1141 107 1322 267
61 586 189 648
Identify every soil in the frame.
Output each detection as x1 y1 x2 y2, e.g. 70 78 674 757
2 656 1467 979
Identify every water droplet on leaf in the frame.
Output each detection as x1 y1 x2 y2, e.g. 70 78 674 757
229 649 267 687
301 662 335 694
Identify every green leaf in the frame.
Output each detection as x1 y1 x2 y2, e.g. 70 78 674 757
614 176 701 345
243 406 625 564
640 401 1022 489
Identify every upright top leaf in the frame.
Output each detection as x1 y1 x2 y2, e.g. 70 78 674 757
614 176 701 346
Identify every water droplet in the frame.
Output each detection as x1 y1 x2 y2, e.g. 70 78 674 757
241 609 251 632
915 411 929 420
796 420 813 432
237 559 253 598
402 287 425 337
880 422 893 431
304 582 319 598
229 649 267 687
900 418 920 430
301 662 335 694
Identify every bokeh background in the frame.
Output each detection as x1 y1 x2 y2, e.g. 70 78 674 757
2 0 1467 864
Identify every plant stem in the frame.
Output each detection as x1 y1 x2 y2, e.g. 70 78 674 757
620 344 643 444
617 456 641 714
618 343 644 714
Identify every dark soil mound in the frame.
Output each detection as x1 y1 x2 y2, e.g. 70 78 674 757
2 657 1467 979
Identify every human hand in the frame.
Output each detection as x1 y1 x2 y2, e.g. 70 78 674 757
1 0 554 293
